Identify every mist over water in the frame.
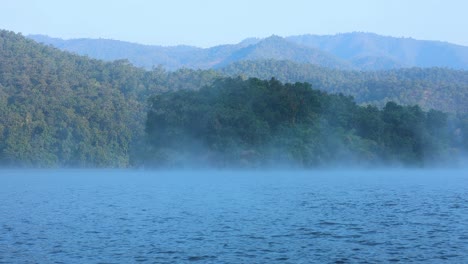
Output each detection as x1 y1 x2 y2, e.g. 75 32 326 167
1 169 467 263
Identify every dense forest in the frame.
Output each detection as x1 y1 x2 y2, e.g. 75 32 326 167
145 77 468 168
1 29 468 167
0 30 218 167
219 60 468 113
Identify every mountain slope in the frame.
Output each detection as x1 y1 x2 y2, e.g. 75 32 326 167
0 31 151 166
0 30 218 167
3 29 468 167
30 32 468 71
29 34 351 70
215 35 351 69
28 35 202 70
219 60 468 113
287 32 468 70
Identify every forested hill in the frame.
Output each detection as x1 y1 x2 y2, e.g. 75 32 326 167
28 33 468 114
0 30 218 167
219 60 468 114
2 29 468 167
29 33 468 71
145 78 468 168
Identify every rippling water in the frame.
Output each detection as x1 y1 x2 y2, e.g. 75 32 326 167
0 169 467 263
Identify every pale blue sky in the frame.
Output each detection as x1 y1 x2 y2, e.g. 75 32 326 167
1 0 467 47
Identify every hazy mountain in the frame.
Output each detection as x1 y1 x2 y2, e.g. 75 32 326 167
28 34 351 70
29 32 468 71
2 29 468 167
287 32 468 70
28 35 201 70
214 35 351 69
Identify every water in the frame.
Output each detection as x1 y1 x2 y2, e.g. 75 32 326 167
0 169 467 263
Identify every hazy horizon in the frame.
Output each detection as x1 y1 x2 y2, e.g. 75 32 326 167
27 31 468 49
2 2 468 263
2 0 467 48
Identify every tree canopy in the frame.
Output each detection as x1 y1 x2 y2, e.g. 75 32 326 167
145 77 467 168
0 30 217 167
219 60 468 114
2 30 468 168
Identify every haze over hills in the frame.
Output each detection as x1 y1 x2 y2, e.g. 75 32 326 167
287 32 468 70
2 29 468 167
28 35 350 70
29 32 468 71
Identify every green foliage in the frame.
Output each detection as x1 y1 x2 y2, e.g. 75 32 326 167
145 77 464 168
0 30 218 167
3 29 468 168
219 60 468 114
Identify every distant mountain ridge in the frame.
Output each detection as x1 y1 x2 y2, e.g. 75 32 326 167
29 33 468 71
28 35 350 70
2 29 468 167
215 35 351 69
287 32 468 70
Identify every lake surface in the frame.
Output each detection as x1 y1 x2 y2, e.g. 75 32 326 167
0 169 467 263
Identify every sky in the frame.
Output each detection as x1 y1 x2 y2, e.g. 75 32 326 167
1 0 467 47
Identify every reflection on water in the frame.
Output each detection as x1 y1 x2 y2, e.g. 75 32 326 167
0 169 467 263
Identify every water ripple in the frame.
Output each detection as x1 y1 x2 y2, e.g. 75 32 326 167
0 169 467 263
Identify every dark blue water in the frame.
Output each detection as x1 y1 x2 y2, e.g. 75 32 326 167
0 169 467 263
